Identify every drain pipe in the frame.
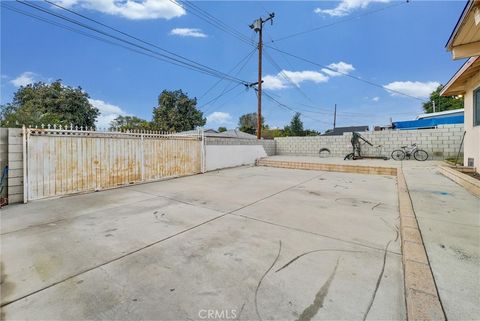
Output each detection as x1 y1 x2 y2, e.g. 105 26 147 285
455 131 466 166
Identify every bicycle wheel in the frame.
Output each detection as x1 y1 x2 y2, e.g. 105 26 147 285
391 150 405 161
414 149 428 161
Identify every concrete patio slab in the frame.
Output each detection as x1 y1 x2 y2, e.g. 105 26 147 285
403 166 480 321
0 166 405 320
2 215 405 321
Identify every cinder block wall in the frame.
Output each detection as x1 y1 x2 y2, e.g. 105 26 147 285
205 137 276 156
0 128 8 200
274 124 464 160
7 128 24 204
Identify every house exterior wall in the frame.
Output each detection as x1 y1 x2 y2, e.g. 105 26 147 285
275 125 464 160
463 72 480 172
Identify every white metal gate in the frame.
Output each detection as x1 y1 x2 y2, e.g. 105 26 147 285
23 126 204 201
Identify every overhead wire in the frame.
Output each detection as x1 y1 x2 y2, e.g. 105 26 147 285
199 47 256 101
16 0 250 85
271 1 408 43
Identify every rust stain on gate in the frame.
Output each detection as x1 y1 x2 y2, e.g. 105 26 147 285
25 127 203 201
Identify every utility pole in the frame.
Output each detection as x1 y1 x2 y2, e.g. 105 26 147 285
433 100 436 113
250 12 274 139
333 104 337 129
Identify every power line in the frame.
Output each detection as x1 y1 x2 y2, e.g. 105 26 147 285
263 49 316 104
271 1 408 43
168 0 255 47
262 90 331 124
15 0 250 85
202 49 256 114
0 3 209 72
172 2 425 103
265 45 427 102
199 47 256 101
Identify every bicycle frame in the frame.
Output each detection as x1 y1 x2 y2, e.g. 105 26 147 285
402 144 418 158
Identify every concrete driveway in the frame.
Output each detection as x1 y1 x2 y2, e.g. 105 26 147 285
1 166 404 320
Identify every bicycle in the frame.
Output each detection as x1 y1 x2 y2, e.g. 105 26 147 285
391 143 428 161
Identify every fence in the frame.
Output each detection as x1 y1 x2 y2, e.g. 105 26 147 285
24 126 204 201
274 124 465 160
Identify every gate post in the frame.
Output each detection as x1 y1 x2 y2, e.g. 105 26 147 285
200 128 206 173
141 132 145 181
22 125 28 203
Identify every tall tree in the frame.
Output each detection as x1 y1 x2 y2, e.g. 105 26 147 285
217 126 227 132
0 80 99 128
422 85 464 113
284 113 305 136
152 89 205 132
110 115 151 131
238 112 264 135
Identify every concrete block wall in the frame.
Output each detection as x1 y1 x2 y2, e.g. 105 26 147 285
274 124 464 160
7 128 24 204
0 128 8 200
205 137 276 156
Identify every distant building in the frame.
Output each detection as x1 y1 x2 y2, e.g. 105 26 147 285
179 128 259 139
322 126 369 136
440 0 480 171
416 109 464 120
392 110 464 130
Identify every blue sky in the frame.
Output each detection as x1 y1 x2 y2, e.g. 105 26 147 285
0 0 467 132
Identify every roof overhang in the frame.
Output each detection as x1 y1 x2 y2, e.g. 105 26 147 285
441 56 480 96
446 0 480 59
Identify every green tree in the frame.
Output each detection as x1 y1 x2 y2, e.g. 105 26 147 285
217 126 227 132
238 112 265 135
0 80 99 128
152 89 206 132
110 115 151 131
422 85 464 113
262 128 285 139
304 129 320 136
284 113 304 136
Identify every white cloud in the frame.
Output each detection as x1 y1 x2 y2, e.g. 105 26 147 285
264 70 328 90
372 96 380 102
170 28 207 38
321 61 355 77
51 0 185 20
263 75 289 90
314 0 390 17
383 81 440 98
263 61 354 90
10 72 38 87
207 112 232 124
89 98 130 128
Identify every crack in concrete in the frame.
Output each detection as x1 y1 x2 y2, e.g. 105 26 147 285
255 240 282 321
362 240 391 321
1 175 321 308
275 249 365 273
295 258 340 321
231 213 402 256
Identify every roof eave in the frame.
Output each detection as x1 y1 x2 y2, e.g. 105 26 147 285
441 56 480 96
445 0 475 50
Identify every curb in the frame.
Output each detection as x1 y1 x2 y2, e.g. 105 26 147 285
397 168 446 321
438 165 480 197
256 159 397 176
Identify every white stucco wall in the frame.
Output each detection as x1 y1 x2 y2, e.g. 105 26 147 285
463 72 480 172
205 145 267 171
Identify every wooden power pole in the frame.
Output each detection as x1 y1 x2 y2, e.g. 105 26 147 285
250 12 274 139
333 104 337 129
